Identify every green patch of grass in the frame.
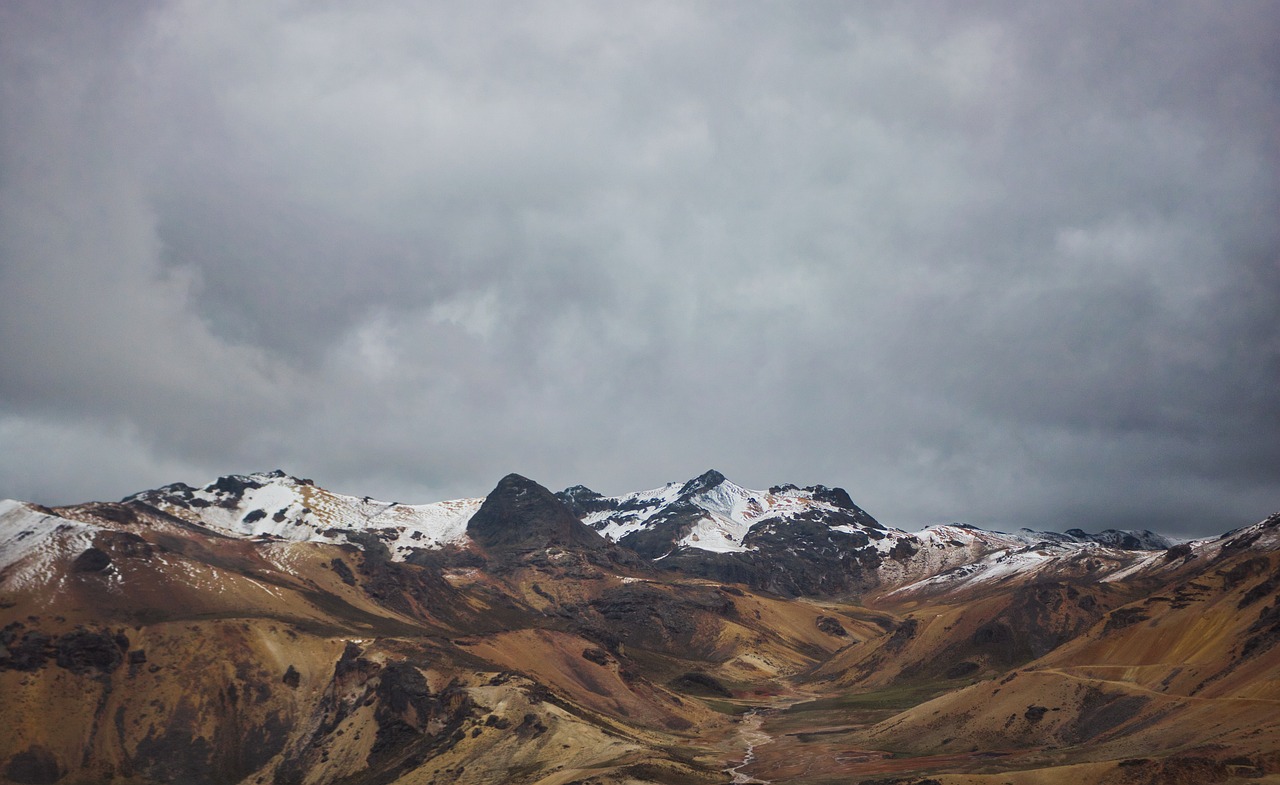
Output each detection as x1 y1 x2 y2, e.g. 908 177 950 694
785 680 953 714
695 697 756 716
765 680 959 739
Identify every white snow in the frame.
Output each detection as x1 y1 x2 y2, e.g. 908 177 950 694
583 482 686 540
0 499 100 591
586 477 867 554
679 512 754 553
881 530 1170 596
1098 549 1167 583
135 473 482 561
6 469 1219 597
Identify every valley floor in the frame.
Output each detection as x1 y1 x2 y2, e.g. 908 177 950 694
712 669 1280 785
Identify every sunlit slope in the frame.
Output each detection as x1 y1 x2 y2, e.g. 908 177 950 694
843 514 1280 772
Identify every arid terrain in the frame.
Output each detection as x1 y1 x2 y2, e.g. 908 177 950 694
2 471 1278 784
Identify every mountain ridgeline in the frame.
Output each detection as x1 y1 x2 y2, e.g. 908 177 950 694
2 469 1277 785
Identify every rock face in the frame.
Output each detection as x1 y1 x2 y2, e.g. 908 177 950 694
467 474 608 552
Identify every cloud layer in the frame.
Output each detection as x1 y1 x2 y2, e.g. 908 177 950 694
2 1 1277 537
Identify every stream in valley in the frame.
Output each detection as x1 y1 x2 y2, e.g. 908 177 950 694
725 708 775 784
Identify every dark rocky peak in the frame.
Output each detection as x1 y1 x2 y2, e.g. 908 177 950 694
210 474 267 496
123 481 195 503
805 484 856 510
1020 528 1076 545
762 482 881 527
468 474 607 552
769 482 881 530
678 469 726 498
555 485 613 518
559 485 601 502
1089 529 1174 550
1045 528 1173 550
807 485 882 529
125 470 315 509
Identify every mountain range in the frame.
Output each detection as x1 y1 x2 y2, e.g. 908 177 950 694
2 469 1277 784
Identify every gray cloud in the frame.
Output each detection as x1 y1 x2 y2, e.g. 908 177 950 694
2 1 1277 538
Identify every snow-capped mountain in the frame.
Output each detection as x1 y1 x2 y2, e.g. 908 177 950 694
0 499 105 593
125 469 482 558
556 469 1176 596
557 469 883 555
2 468 1179 598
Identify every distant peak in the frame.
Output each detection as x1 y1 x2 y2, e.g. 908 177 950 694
805 484 857 511
122 470 317 505
248 469 314 486
555 484 610 518
209 473 266 495
203 469 313 496
557 484 603 504
678 469 727 497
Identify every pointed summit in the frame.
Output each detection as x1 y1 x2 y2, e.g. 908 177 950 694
678 469 727 497
555 484 609 518
467 474 607 552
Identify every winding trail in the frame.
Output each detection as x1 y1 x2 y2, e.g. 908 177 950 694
1034 667 1280 704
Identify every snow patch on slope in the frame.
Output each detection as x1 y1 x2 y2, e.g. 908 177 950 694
882 526 1172 596
678 510 754 553
583 475 876 554
0 499 100 591
130 472 481 560
583 482 686 541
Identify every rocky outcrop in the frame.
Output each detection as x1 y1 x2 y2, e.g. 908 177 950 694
467 474 607 553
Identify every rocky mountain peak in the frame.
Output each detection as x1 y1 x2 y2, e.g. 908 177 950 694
555 484 609 517
806 484 857 511
467 474 607 552
126 469 312 506
559 484 599 500
678 469 727 497
1066 528 1174 550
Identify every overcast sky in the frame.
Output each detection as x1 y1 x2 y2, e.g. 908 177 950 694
1 2 1277 537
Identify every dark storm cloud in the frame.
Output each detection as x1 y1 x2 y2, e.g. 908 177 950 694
1 1 1276 538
